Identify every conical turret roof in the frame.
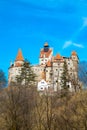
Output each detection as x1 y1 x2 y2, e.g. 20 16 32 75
16 49 24 61
71 51 77 56
55 53 61 60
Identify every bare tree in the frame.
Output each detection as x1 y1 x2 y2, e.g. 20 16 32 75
0 84 36 130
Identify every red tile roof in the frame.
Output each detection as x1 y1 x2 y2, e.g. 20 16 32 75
55 54 62 60
72 51 77 56
46 60 52 67
16 49 24 61
40 49 52 58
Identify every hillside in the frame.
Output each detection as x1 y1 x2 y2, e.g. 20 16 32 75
79 61 87 88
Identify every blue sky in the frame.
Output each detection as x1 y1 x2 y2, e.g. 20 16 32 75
0 0 87 79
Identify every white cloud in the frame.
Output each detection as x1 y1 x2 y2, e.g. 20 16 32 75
83 17 87 27
73 43 84 48
63 40 84 49
63 41 72 49
80 17 87 30
63 17 86 49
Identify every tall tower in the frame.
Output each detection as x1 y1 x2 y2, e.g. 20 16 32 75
71 51 79 80
39 42 53 65
8 49 24 85
71 51 79 69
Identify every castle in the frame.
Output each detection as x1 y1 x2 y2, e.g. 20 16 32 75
8 43 79 92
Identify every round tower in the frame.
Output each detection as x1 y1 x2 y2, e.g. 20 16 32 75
8 49 24 85
71 51 79 78
39 42 53 65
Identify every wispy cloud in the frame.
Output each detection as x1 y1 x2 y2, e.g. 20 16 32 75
63 41 72 49
80 17 87 30
82 17 87 27
63 17 86 50
63 40 84 49
73 43 84 48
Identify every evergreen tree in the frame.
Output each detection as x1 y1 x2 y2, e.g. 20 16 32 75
16 60 36 86
0 69 7 88
61 60 69 90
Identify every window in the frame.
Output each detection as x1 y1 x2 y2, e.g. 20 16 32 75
11 77 14 80
41 82 45 84
73 57 75 59
67 85 69 88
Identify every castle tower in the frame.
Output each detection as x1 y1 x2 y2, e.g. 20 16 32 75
71 51 79 82
71 51 79 71
8 49 24 85
39 42 53 65
15 49 24 67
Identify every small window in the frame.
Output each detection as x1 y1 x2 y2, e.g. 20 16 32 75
73 57 75 59
41 82 45 84
67 85 69 88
